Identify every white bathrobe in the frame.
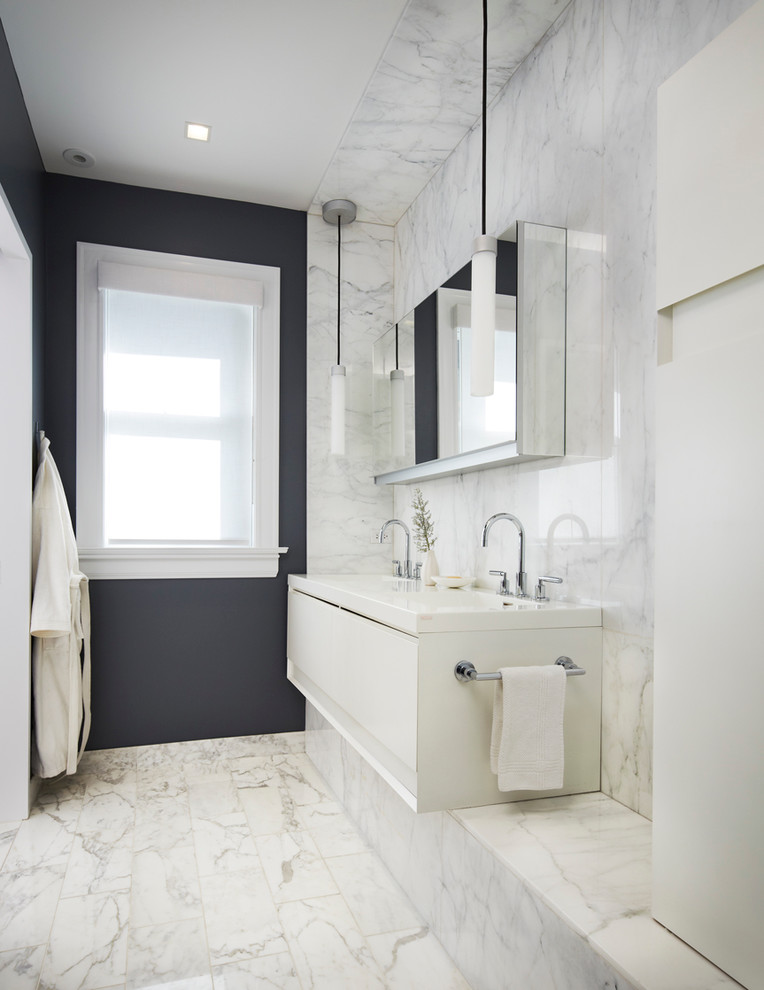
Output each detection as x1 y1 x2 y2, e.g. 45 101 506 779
30 436 91 778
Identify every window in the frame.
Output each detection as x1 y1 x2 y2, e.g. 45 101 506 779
76 243 284 578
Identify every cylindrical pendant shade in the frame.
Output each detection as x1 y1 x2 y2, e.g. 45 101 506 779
390 368 405 457
330 364 346 455
470 234 498 397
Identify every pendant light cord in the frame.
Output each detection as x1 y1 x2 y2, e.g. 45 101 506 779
481 0 488 237
395 322 399 370
336 217 342 366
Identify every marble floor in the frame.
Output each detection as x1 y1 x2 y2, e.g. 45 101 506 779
0 732 471 990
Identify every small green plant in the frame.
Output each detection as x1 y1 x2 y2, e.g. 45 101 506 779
411 488 437 553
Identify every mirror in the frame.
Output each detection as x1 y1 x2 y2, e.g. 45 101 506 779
372 311 416 467
373 220 567 483
436 287 517 456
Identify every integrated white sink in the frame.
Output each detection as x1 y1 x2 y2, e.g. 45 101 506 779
289 574 601 634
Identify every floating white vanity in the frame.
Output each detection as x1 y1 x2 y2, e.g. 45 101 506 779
287 575 602 812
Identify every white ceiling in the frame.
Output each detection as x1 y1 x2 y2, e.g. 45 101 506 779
0 0 409 211
0 0 566 222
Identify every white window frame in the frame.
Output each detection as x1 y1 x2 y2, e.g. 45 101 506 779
76 242 286 579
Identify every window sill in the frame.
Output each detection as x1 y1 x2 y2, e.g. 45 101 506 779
78 546 289 580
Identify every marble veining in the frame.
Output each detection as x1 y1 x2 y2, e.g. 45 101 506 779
364 0 755 821
0 945 47 990
601 628 654 819
39 888 129 990
306 213 395 573
210 952 300 990
61 823 133 898
199 869 286 964
129 845 202 928
326 851 423 936
307 704 745 990
2 810 76 873
368 927 471 990
0 862 67 952
191 812 260 877
303 0 760 824
313 0 567 225
455 793 653 937
126 917 212 990
295 800 370 859
277 894 387 990
1 733 466 989
256 830 339 904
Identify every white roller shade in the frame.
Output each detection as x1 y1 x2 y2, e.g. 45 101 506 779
98 260 263 306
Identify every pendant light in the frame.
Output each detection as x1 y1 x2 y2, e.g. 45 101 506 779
390 323 405 457
470 0 497 397
322 199 357 455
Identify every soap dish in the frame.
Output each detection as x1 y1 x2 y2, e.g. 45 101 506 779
433 575 474 589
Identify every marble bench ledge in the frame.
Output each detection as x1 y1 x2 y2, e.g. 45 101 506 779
453 793 743 990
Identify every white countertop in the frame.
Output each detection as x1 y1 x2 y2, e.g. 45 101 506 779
288 574 602 635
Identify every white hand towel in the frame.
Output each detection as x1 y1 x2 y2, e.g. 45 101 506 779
489 665 566 791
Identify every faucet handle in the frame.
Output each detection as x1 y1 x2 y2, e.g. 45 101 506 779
413 562 422 580
489 569 511 596
392 559 403 578
534 575 562 601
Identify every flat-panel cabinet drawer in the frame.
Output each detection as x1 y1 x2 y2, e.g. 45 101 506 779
334 608 417 771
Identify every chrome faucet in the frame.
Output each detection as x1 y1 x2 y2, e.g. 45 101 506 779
378 519 413 579
481 512 528 598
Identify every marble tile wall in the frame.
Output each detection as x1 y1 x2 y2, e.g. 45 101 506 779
312 0 567 226
306 213 394 572
389 0 753 818
306 0 754 817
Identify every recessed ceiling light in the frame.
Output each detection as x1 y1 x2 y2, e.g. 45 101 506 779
185 122 211 142
63 148 95 168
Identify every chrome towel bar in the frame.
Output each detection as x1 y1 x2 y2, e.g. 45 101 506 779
454 656 585 682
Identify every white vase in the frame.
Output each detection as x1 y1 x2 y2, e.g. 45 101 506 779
422 549 439 586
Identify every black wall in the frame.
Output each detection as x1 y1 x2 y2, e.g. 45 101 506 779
44 174 307 748
0 18 45 427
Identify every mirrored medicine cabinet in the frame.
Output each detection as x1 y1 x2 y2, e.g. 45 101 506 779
373 220 567 485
